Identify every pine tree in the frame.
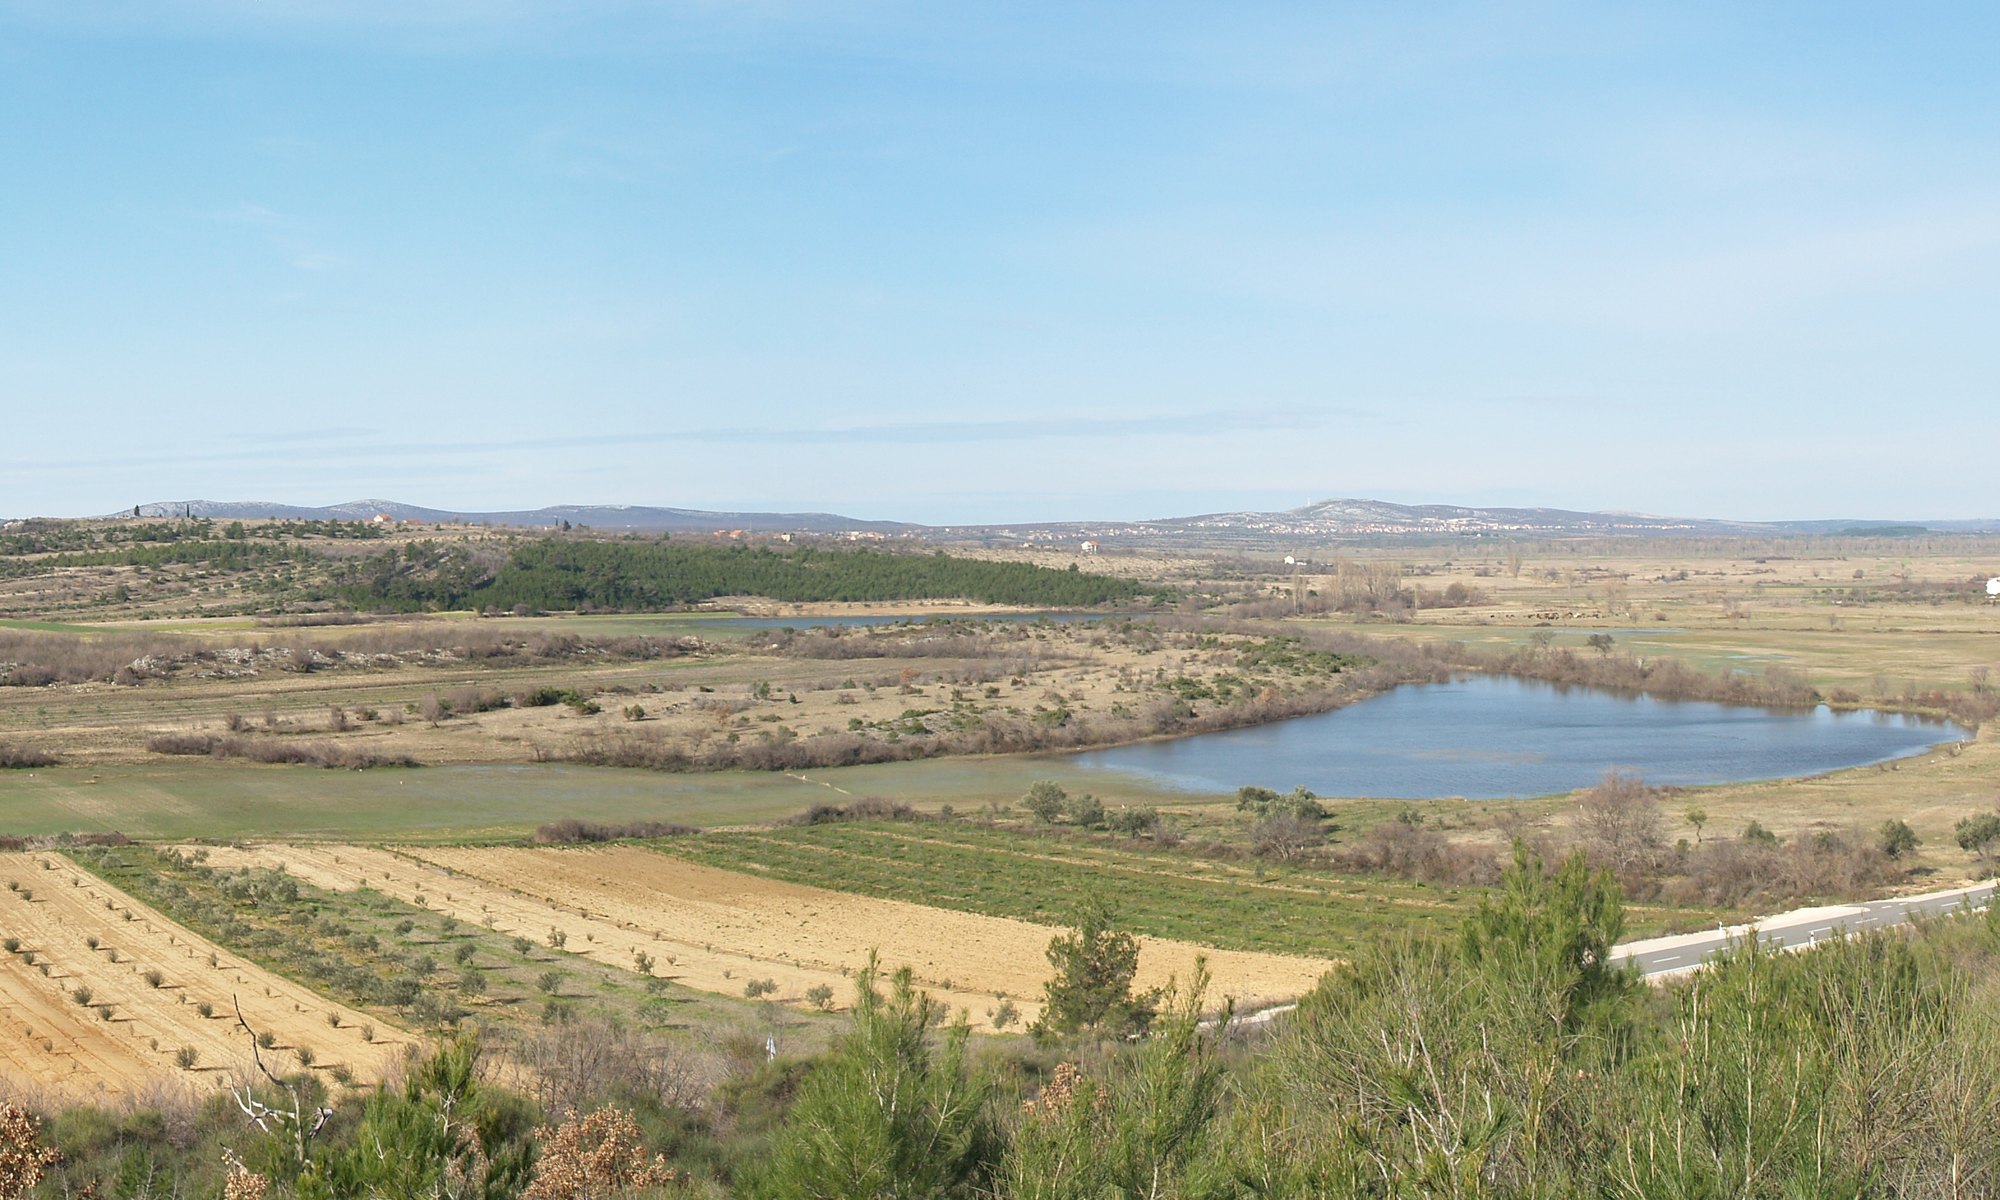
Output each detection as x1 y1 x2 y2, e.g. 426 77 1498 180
754 954 993 1200
1032 895 1160 1039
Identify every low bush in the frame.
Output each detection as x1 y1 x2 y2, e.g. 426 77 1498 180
531 818 699 844
1335 818 1504 886
1666 830 1902 907
146 733 418 769
788 797 917 825
0 744 57 768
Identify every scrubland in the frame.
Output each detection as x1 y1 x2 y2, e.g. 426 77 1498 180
2 522 2000 1193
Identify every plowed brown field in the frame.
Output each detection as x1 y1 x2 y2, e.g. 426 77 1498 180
200 843 1332 1025
0 852 408 1096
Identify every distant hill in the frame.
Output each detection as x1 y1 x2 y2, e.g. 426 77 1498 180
940 499 2000 545
114 500 918 534
96 497 2000 544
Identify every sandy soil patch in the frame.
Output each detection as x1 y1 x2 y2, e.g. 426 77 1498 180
200 843 1331 1026
0 852 409 1097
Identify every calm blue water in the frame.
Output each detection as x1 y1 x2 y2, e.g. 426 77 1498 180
1066 675 1964 799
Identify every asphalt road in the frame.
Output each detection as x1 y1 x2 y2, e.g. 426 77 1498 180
1612 881 1996 978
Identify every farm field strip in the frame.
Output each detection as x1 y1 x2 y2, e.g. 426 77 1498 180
199 843 1331 1023
673 824 1478 958
0 851 408 1095
198 843 1048 1022
844 826 1471 908
408 844 1331 1018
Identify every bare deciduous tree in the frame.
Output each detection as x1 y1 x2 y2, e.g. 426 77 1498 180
1252 813 1325 861
1573 771 1666 871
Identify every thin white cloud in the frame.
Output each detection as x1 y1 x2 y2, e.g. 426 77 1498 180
213 201 287 226
0 407 1360 477
285 246 350 271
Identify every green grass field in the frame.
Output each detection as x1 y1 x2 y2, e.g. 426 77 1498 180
0 754 1243 841
0 761 831 840
668 821 1733 958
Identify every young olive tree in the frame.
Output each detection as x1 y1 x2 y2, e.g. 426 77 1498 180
1022 781 1067 824
1879 818 1920 859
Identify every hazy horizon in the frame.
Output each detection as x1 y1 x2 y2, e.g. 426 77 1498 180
23 493 1996 531
8 5 2000 525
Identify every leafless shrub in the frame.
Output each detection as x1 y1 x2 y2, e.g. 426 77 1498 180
258 613 371 627
447 686 506 715
557 730 692 771
505 1018 717 1119
787 797 917 825
327 706 350 732
532 819 699 844
1334 818 1504 886
0 746 57 769
0 630 194 686
1572 771 1668 872
146 733 416 769
58 831 130 847
148 733 222 756
1251 813 1325 861
690 695 754 716
1666 828 1902 907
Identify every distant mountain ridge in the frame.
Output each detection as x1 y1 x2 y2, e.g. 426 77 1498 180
117 500 919 534
103 497 2000 540
954 498 2000 541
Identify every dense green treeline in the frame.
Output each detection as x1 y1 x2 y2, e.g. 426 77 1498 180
16 850 2000 1199
333 541 1153 611
327 541 498 610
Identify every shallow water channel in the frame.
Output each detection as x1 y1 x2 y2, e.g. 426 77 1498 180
1066 674 1965 800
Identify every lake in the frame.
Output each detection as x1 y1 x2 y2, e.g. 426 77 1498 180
1066 674 1964 799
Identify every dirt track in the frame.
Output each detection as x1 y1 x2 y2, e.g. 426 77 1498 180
0 852 407 1097
201 843 1332 1026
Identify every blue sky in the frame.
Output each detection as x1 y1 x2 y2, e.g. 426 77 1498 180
4 2 1999 524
